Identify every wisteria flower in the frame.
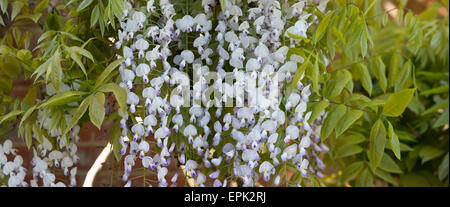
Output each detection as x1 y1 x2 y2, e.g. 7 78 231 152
259 162 274 181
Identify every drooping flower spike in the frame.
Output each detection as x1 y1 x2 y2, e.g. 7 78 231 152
114 0 330 187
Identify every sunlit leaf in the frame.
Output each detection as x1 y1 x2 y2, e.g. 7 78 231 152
369 119 386 170
382 88 415 117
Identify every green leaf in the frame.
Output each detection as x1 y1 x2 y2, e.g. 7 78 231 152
98 83 127 114
286 32 311 43
94 58 124 89
438 153 449 181
68 48 87 77
321 104 346 140
18 105 37 135
0 110 24 125
386 120 401 160
0 0 7 14
16 49 32 61
422 98 449 116
70 46 94 61
362 17 373 47
314 11 335 45
394 61 411 92
421 85 449 96
419 146 445 164
386 141 413 152
81 37 96 48
394 61 412 91
110 0 124 19
395 130 417 142
363 0 377 16
369 119 386 170
407 94 425 114
399 173 431 187
332 26 346 44
371 57 387 93
308 100 328 124
356 167 374 187
399 143 413 152
337 132 366 146
388 53 399 88
17 13 42 23
59 31 83 42
0 74 12 91
374 168 397 185
358 63 372 96
1 56 21 77
46 13 60 31
382 13 388 26
89 92 106 129
64 96 91 135
111 121 123 161
39 91 87 108
432 108 449 129
77 0 94 12
219 0 226 13
99 11 105 36
50 53 62 91
37 31 56 43
416 71 449 81
323 69 352 99
379 153 403 174
360 31 368 58
34 0 49 14
105 2 116 30
289 54 311 96
335 144 364 158
340 161 364 183
348 93 371 104
11 1 24 21
33 49 58 84
335 110 363 137
346 19 363 47
91 5 100 27
326 32 335 59
24 123 32 149
311 57 319 95
382 88 415 117
67 46 94 77
48 110 63 134
31 123 44 145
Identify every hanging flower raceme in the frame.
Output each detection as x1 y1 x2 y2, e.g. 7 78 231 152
16 82 83 187
115 0 330 187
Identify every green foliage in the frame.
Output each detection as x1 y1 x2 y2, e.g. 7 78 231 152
322 70 352 99
382 88 415 117
89 92 106 129
368 119 386 170
387 120 401 160
313 0 449 186
321 104 346 140
335 109 363 137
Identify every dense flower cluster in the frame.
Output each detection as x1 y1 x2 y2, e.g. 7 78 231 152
1 83 81 187
115 0 330 187
0 140 27 187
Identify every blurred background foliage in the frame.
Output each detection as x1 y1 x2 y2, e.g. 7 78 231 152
319 0 449 187
0 0 448 186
